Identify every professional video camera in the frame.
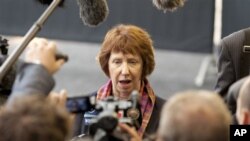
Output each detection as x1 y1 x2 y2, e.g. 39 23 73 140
67 91 141 141
0 36 16 96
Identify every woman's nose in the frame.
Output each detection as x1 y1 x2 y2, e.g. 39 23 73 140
121 63 129 75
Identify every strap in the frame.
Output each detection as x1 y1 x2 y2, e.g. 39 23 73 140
244 27 250 46
240 28 250 77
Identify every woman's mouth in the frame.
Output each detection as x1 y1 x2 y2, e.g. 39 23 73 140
119 80 132 88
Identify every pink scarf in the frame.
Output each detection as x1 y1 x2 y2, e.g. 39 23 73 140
97 79 156 137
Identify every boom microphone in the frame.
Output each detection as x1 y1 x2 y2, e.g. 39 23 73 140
36 0 109 27
152 0 186 12
76 0 109 27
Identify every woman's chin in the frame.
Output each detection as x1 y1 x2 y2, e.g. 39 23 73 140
117 92 131 100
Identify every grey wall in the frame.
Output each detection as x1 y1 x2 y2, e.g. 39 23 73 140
0 0 214 53
222 0 250 37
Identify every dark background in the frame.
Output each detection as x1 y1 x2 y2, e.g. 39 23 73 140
0 0 214 53
2 0 250 97
222 0 250 37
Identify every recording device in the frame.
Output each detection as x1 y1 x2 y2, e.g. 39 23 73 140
67 91 141 141
36 0 109 27
66 94 96 113
0 36 16 94
88 93 140 141
152 0 186 12
0 36 9 55
76 0 109 27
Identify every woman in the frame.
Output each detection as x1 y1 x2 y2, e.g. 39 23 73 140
77 24 165 138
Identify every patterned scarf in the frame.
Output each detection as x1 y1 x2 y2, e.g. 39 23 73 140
97 79 156 137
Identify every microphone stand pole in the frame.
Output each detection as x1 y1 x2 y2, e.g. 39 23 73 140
0 0 62 81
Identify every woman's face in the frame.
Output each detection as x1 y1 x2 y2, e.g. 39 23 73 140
108 51 143 100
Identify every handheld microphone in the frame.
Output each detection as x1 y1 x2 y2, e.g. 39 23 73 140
152 0 186 12
126 90 141 129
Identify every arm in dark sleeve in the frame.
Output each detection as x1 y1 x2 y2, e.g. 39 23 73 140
226 77 247 114
215 39 236 98
7 62 55 104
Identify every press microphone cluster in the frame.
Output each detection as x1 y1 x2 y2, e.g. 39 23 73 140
36 0 109 27
152 0 186 12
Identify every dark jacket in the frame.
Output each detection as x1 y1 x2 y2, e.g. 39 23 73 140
7 63 54 105
226 77 247 114
215 28 250 98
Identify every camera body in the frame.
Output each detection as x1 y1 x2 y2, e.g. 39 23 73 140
67 91 140 141
88 96 134 129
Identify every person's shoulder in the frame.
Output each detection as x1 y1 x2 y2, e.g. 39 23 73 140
228 76 248 98
223 28 245 42
155 96 166 108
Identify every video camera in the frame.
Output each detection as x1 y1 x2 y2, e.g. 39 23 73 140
67 91 141 141
0 36 16 96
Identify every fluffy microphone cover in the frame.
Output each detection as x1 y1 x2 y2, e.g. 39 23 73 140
152 0 186 12
77 0 109 27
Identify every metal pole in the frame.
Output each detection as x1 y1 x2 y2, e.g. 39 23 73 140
195 0 223 86
0 0 62 81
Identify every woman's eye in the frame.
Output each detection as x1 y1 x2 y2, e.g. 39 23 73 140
113 60 121 64
129 60 137 64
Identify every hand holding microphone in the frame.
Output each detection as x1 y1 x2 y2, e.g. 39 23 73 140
26 38 66 74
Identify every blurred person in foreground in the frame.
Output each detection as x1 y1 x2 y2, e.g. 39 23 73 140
236 76 250 125
156 90 231 141
0 94 72 141
6 38 65 105
77 24 165 138
0 38 72 141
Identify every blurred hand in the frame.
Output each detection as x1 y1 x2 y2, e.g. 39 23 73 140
48 89 67 107
119 123 142 141
49 89 77 123
25 38 65 74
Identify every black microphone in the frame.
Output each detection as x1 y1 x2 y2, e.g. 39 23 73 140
152 0 186 12
36 0 109 27
126 90 141 130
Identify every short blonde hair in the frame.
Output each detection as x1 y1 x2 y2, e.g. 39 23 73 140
158 90 231 141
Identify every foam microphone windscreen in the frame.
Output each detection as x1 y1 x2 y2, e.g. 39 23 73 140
152 0 186 12
36 0 65 6
76 0 109 27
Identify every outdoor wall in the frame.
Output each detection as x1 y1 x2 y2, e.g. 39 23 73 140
222 0 250 37
0 0 214 53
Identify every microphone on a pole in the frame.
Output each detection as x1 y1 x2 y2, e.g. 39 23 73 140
0 0 64 81
76 0 109 27
152 0 186 12
36 0 109 27
36 0 65 6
